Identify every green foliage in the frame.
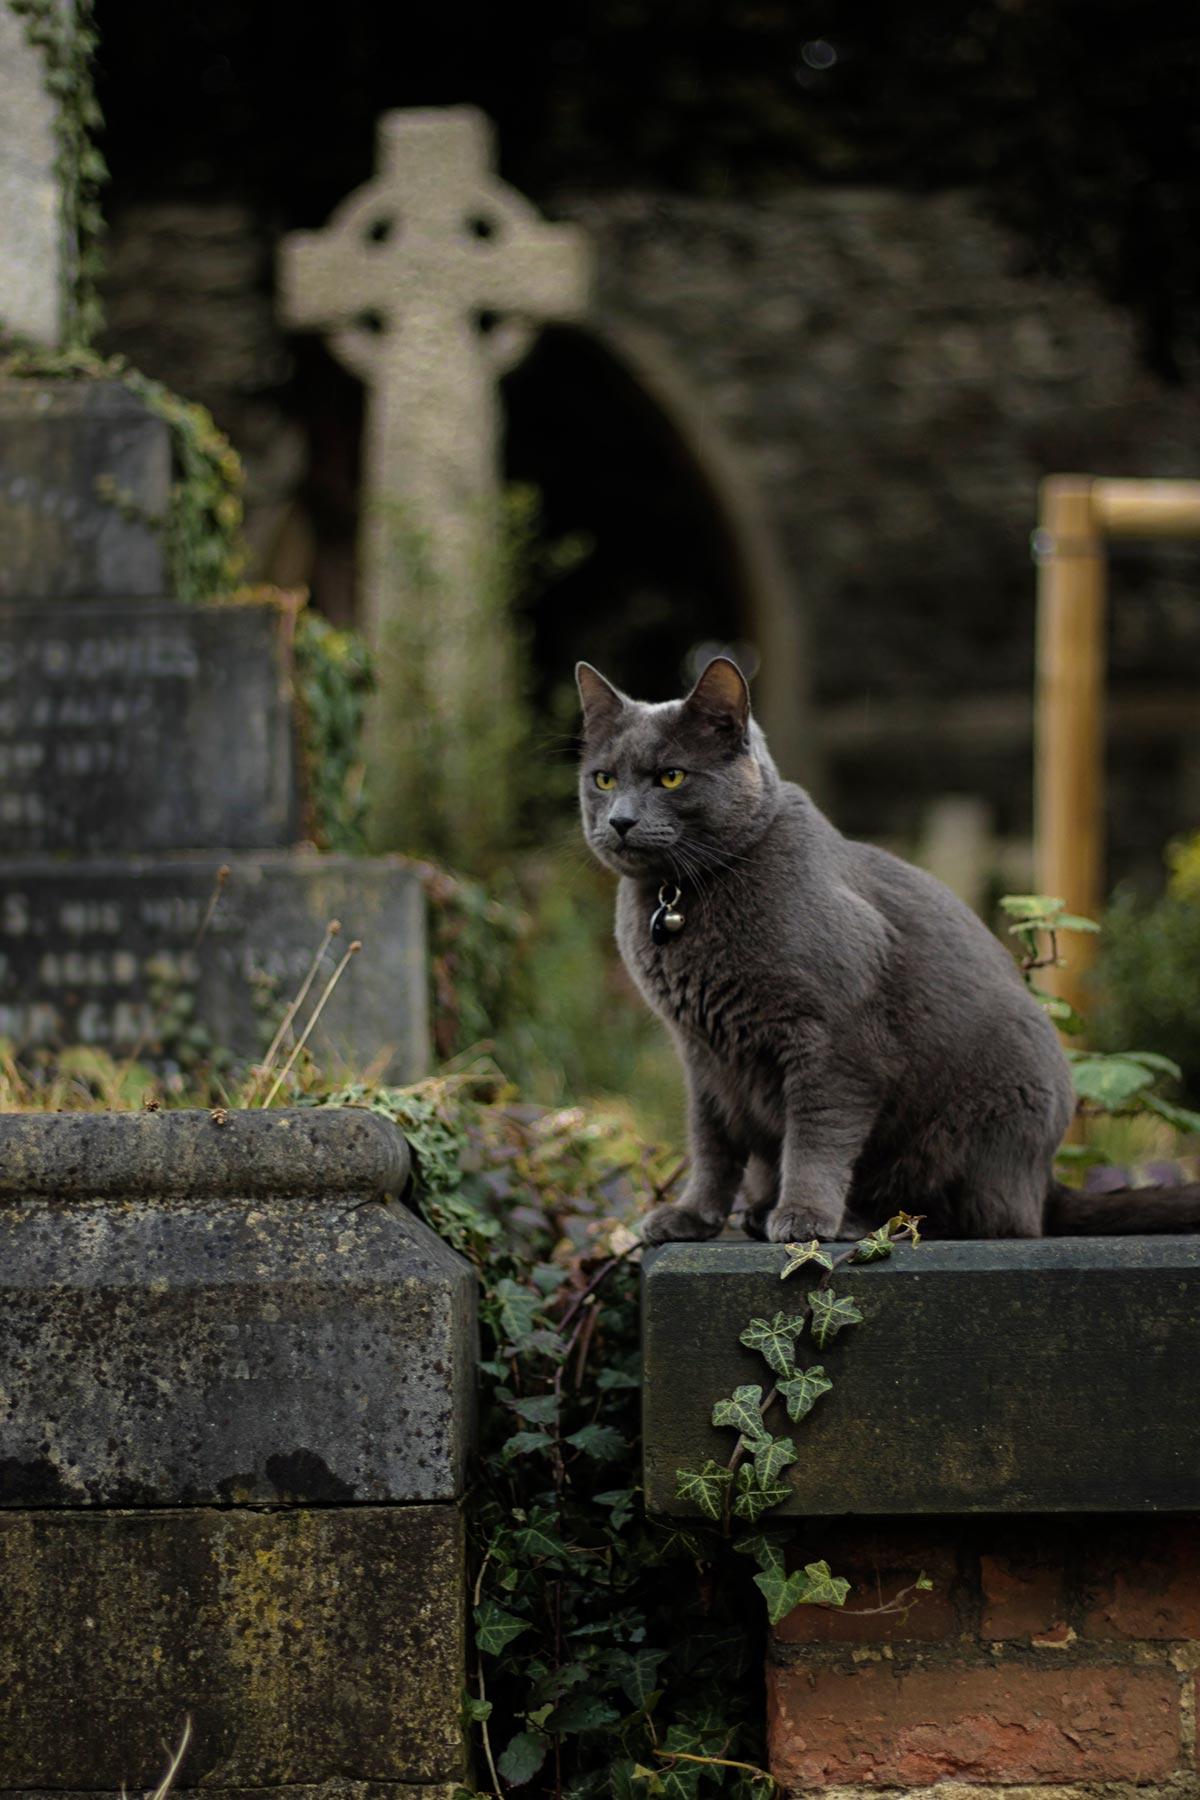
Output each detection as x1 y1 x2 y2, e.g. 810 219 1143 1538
675 1213 923 1634
10 0 106 350
292 604 373 852
368 485 588 866
315 1076 769 1798
1091 842 1200 1109
1003 888 1200 1145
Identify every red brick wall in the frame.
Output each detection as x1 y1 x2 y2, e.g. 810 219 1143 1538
767 1518 1199 1794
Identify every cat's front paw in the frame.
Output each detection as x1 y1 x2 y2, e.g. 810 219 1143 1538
641 1202 724 1245
765 1203 845 1245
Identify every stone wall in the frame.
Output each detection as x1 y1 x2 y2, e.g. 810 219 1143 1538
768 1516 1200 1796
99 182 1200 884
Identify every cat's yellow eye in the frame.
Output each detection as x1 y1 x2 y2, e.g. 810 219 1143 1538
594 771 617 791
659 768 686 790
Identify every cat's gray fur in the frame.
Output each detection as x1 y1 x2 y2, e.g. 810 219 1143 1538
577 656 1200 1242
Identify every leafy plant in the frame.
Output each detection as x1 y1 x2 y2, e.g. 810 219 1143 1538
1090 836 1200 1110
674 1217 923 1627
1002 892 1200 1152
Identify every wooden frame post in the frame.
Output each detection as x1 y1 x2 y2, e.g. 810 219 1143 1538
1034 476 1200 1019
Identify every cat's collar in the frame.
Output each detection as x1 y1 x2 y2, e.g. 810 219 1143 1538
650 883 686 944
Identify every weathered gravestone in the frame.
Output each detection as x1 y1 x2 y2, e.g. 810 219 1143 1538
0 374 431 1077
279 105 592 842
0 1105 476 1795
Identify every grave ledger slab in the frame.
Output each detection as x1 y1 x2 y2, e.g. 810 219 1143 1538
643 1237 1200 1515
0 598 299 853
0 851 431 1080
0 1105 476 1793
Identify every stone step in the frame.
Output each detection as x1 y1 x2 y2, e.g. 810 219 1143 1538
0 851 430 1079
0 595 300 854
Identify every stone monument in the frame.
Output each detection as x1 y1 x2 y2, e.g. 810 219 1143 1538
0 375 430 1077
0 3 62 346
279 105 592 842
0 1105 476 1794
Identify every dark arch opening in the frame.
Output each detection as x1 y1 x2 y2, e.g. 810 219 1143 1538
501 324 754 714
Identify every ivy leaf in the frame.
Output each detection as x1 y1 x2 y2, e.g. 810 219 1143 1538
674 1461 733 1521
752 1434 798 1485
658 1762 702 1800
732 1530 790 1573
732 1463 790 1522
793 1558 851 1606
776 1364 833 1421
617 1647 667 1709
752 1564 815 1625
497 1729 548 1786
474 1599 530 1657
463 1694 493 1723
852 1226 894 1262
565 1423 626 1462
512 1518 568 1560
886 1210 923 1246
808 1291 863 1348
550 1694 622 1733
711 1384 768 1441
739 1312 807 1376
780 1240 834 1279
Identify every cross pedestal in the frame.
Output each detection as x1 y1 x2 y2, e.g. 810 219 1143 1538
279 106 591 851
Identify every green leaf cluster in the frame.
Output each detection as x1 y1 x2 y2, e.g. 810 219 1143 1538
322 1078 768 1799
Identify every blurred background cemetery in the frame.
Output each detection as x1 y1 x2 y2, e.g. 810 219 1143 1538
3 0 1200 1137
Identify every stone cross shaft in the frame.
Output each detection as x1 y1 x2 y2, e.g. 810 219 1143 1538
278 106 591 845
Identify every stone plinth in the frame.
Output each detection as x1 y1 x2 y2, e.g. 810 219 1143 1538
0 598 299 852
0 851 430 1078
643 1237 1200 1514
0 1105 475 1794
0 380 171 598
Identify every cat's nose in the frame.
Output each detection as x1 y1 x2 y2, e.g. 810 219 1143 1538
609 810 638 839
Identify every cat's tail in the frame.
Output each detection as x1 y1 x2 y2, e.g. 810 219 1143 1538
1046 1179 1200 1235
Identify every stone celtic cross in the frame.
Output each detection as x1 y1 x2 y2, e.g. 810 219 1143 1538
278 106 591 846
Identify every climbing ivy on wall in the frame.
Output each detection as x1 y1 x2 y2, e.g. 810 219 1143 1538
12 0 106 350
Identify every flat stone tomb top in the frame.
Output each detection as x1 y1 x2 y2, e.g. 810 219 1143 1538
0 379 172 600
0 851 431 1082
0 597 298 854
643 1237 1200 1516
0 1110 473 1507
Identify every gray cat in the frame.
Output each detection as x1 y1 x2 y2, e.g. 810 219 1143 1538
577 655 1200 1242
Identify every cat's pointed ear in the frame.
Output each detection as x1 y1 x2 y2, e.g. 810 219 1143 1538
683 656 751 740
576 662 627 737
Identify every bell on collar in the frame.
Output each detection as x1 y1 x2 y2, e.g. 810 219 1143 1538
650 883 686 944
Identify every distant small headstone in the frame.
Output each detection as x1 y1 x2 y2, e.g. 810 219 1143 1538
0 4 62 346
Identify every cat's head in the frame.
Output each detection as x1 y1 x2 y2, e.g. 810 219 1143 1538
576 656 780 880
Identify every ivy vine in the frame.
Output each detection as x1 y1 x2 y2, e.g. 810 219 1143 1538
11 0 106 350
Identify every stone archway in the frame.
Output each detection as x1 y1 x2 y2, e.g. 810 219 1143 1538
502 317 816 784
